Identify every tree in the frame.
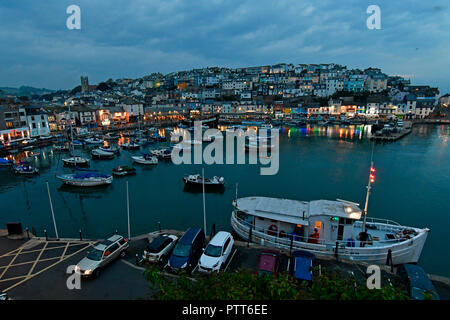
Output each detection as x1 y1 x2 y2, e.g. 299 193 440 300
143 266 409 300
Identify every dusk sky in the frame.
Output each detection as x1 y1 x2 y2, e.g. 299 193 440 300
1 0 449 93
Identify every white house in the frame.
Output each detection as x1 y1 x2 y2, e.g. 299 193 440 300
25 107 50 137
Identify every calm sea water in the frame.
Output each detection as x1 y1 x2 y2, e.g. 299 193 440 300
0 124 449 277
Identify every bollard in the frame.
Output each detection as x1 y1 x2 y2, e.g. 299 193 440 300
135 253 139 266
44 229 48 241
289 236 294 256
335 241 339 261
386 249 393 272
26 227 30 240
79 229 82 241
115 229 118 235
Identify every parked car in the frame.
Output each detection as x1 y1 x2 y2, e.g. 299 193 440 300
256 250 280 276
396 264 440 300
143 234 178 263
167 227 205 273
75 234 129 278
0 290 7 300
289 250 316 282
198 231 234 273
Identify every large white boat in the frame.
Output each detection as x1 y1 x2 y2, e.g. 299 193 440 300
231 160 429 266
62 156 90 167
132 154 158 165
231 197 429 265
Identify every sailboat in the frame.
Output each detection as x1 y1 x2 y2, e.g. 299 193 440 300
62 105 90 167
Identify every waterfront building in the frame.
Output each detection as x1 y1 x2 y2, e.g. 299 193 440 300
0 105 29 144
25 106 50 137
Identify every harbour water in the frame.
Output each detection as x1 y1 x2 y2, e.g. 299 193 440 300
0 124 449 277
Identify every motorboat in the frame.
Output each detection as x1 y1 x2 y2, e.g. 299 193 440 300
99 145 120 154
72 140 83 148
57 172 113 187
22 138 37 145
84 137 104 145
39 135 53 141
62 156 90 167
150 148 173 159
132 154 158 165
104 133 120 140
122 131 136 137
91 148 115 160
183 174 225 190
13 164 39 175
121 141 140 150
112 165 136 176
231 197 429 265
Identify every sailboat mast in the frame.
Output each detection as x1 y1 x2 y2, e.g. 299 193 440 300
69 104 74 156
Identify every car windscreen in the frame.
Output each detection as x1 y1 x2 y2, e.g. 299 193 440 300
87 248 103 261
147 236 171 253
204 244 222 257
172 242 191 257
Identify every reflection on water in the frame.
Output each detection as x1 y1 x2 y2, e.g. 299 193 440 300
0 124 450 277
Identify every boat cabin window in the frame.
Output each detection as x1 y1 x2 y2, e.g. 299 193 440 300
339 218 353 225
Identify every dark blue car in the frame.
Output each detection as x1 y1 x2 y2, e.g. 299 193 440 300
289 250 316 282
167 227 205 273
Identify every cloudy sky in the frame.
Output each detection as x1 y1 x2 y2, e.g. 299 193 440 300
0 0 449 93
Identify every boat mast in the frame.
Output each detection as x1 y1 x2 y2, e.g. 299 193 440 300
68 104 74 157
362 143 376 232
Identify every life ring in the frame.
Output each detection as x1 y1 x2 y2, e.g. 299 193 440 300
268 224 278 236
279 230 286 238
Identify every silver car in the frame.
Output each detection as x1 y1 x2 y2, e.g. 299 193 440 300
75 234 129 278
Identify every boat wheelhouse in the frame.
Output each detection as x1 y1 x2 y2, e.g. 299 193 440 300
231 197 429 265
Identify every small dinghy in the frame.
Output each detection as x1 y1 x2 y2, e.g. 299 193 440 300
122 141 140 150
132 153 158 165
13 164 39 175
183 174 225 190
91 148 115 160
62 156 90 167
84 137 104 145
57 172 113 187
112 165 136 176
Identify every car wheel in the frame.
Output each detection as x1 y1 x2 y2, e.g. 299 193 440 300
120 250 127 258
94 268 101 278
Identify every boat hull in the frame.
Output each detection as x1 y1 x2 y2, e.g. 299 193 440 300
231 212 429 265
57 175 113 187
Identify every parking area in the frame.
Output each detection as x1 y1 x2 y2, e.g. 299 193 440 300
0 239 95 293
1 230 449 299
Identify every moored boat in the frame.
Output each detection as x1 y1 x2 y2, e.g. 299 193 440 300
62 156 90 167
91 148 115 160
99 145 120 154
131 154 158 165
13 164 39 175
56 172 113 187
183 174 225 190
112 165 136 176
121 141 140 150
84 137 104 145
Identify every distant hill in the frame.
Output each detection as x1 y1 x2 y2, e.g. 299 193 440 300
0 86 55 96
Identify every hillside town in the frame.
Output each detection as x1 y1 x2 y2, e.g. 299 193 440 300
1 63 449 145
